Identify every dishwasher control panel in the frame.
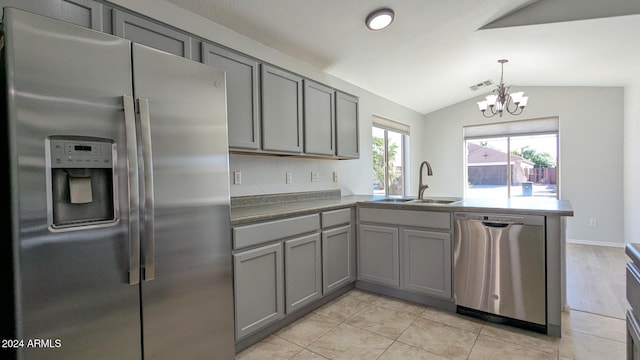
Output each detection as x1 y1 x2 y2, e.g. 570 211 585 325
454 212 543 225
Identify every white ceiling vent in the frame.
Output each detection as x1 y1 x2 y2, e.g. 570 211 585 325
470 80 494 91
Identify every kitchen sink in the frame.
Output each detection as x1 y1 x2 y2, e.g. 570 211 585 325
372 197 415 203
409 198 460 205
370 197 461 205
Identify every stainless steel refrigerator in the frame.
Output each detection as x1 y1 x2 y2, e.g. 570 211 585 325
2 8 234 360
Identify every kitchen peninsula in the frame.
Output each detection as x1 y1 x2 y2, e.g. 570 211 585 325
230 190 573 350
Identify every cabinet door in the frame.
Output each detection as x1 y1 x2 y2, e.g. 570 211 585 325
112 9 191 58
335 91 359 158
304 80 335 156
0 0 103 30
285 233 322 314
322 225 353 294
261 64 303 153
234 243 284 340
629 311 640 360
202 43 261 150
401 229 452 298
358 224 399 287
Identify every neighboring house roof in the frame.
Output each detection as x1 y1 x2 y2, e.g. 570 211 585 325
467 143 535 166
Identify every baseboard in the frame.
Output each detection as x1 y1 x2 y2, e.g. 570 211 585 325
566 238 625 248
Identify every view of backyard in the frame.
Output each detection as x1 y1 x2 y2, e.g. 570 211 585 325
465 133 558 199
371 129 558 199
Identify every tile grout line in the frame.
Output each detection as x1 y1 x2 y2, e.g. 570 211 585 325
464 325 483 360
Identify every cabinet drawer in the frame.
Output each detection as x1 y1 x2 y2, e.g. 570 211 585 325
322 208 352 228
359 208 450 230
233 214 320 249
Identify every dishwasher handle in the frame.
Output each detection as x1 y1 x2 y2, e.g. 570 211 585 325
482 221 523 228
482 222 509 228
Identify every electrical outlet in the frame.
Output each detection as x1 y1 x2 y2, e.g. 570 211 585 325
286 172 292 184
333 171 339 182
311 171 319 182
233 171 241 185
589 218 597 227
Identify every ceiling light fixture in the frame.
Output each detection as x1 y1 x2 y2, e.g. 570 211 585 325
477 59 528 118
365 8 394 30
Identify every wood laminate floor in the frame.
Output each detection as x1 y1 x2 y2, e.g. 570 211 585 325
566 243 629 319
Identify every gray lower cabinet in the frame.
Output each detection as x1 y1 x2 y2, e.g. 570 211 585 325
335 91 359 159
358 208 452 299
358 224 400 287
627 248 640 360
232 210 356 342
261 64 303 153
0 0 103 30
401 229 452 298
202 43 261 150
629 310 640 360
304 80 335 156
322 224 354 294
284 233 322 314
233 242 284 340
112 9 191 58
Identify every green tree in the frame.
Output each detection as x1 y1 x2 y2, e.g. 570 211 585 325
372 136 385 190
512 148 556 168
372 136 399 192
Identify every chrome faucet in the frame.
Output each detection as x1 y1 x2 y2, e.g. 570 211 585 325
418 161 433 200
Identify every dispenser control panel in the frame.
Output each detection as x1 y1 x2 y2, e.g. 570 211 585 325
50 139 113 168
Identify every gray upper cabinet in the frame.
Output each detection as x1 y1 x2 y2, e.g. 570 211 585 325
304 80 335 156
401 229 452 299
0 0 103 31
112 9 191 58
284 233 322 314
202 43 261 150
335 91 359 159
261 64 303 153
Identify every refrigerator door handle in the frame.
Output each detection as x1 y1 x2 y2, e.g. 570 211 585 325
123 95 141 285
138 98 155 281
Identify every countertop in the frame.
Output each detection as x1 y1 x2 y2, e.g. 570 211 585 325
231 195 374 225
627 243 640 267
230 194 574 226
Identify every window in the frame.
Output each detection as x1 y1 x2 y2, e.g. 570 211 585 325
464 118 559 199
372 116 409 196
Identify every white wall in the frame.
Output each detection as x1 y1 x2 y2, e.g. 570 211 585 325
625 84 640 245
423 86 624 246
108 0 425 197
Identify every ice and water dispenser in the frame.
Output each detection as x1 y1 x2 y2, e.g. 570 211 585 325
48 137 117 228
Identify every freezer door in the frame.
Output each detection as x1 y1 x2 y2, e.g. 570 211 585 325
4 8 142 360
131 43 234 360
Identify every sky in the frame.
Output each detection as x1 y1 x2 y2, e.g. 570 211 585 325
468 133 558 159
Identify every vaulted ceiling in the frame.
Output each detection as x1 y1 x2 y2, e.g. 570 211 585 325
163 0 640 114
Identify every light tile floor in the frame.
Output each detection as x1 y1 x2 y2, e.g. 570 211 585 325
236 289 626 360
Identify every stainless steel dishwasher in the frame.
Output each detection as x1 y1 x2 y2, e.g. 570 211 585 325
453 212 546 331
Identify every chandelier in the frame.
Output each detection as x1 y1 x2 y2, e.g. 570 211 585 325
477 59 528 118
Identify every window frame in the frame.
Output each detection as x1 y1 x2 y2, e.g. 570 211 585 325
372 124 408 197
463 118 559 199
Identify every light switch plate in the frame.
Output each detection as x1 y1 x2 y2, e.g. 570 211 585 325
286 172 292 184
233 171 241 185
333 171 339 182
311 171 319 182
